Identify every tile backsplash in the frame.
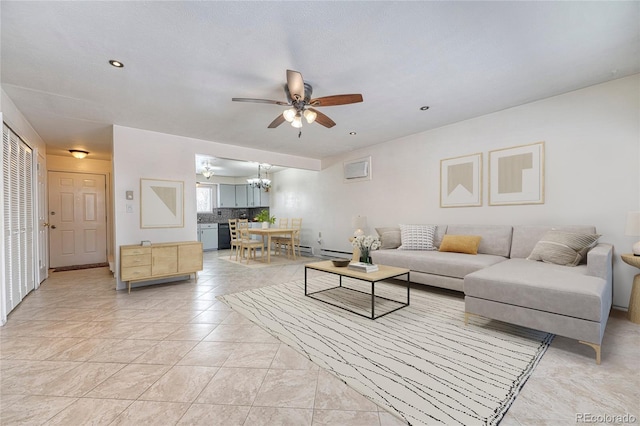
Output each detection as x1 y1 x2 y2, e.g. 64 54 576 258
198 207 267 224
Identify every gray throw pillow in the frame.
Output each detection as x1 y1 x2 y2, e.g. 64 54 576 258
527 230 600 266
375 227 401 249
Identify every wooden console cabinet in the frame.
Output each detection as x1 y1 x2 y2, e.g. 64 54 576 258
120 241 203 293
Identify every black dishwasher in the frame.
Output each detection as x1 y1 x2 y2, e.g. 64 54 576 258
218 223 231 249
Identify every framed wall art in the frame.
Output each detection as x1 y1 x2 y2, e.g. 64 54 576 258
140 178 184 228
440 153 482 208
489 142 544 206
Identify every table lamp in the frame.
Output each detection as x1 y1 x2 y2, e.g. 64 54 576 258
352 215 367 237
626 211 640 256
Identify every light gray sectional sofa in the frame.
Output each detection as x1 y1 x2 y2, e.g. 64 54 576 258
370 224 613 364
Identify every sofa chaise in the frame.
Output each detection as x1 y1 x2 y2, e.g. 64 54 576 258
371 224 613 364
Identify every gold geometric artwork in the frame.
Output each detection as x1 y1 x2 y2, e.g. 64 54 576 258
497 152 533 194
440 153 482 208
447 162 474 196
151 186 177 216
489 142 544 206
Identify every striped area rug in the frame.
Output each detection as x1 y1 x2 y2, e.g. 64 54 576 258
219 276 553 425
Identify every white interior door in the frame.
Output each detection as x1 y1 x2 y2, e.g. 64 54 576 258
37 152 48 282
48 171 107 268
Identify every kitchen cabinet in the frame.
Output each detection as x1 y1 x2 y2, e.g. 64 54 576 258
120 241 203 293
248 187 270 207
235 185 248 207
260 189 270 207
218 184 236 207
248 187 260 207
197 223 219 250
218 184 269 208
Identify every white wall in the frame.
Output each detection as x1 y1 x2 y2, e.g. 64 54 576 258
1 89 46 154
112 125 321 290
272 75 640 309
1 90 47 324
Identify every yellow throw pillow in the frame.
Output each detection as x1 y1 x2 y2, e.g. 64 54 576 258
438 235 482 255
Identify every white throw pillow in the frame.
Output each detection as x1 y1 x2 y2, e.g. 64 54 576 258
399 224 436 250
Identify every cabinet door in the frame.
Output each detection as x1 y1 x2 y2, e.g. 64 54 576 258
178 243 203 272
218 184 236 207
260 190 270 207
152 246 178 276
248 187 261 207
235 185 248 207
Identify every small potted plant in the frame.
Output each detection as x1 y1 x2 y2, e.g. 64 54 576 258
255 209 276 229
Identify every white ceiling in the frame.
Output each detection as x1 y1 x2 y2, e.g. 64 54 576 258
1 2 638 162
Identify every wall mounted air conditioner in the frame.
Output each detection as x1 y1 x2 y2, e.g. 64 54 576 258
343 156 371 182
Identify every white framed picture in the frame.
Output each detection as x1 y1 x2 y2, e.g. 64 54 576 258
440 153 482 208
489 141 544 206
140 178 184 228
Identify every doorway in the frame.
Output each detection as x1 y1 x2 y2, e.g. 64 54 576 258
48 171 107 268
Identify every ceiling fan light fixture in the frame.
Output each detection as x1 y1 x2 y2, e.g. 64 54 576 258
291 114 303 128
69 149 89 159
303 109 317 124
283 108 296 122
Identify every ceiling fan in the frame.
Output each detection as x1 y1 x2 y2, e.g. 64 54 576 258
232 70 363 131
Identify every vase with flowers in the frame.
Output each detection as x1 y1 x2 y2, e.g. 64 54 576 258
351 235 381 264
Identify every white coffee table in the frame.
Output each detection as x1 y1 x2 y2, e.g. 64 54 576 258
304 260 410 320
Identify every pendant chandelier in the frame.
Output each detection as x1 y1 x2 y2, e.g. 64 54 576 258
201 162 214 179
247 164 271 189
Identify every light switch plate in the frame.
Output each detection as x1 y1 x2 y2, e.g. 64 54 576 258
126 190 134 200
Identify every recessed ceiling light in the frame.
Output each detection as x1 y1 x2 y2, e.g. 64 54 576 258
420 106 430 111
109 60 124 68
349 132 357 135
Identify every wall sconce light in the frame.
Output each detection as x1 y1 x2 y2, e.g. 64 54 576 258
69 150 89 159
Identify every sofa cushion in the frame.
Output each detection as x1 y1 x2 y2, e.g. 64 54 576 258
375 227 401 249
446 225 512 257
434 225 448 248
464 258 608 322
399 224 436 250
510 225 597 259
438 235 482 255
527 231 601 266
371 249 507 279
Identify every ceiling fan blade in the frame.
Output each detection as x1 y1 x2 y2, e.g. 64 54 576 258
309 108 336 128
232 98 289 106
286 70 305 101
310 94 363 107
267 114 286 128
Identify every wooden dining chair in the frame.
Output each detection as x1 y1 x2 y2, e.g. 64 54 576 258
277 218 302 258
273 218 289 255
237 226 263 263
229 219 240 260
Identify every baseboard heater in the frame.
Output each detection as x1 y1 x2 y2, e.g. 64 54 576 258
297 245 313 256
319 248 352 259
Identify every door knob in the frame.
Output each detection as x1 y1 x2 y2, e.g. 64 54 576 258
51 225 57 229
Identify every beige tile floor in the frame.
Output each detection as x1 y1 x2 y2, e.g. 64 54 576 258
1 250 638 425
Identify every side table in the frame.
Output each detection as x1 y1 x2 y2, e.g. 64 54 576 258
621 254 640 324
